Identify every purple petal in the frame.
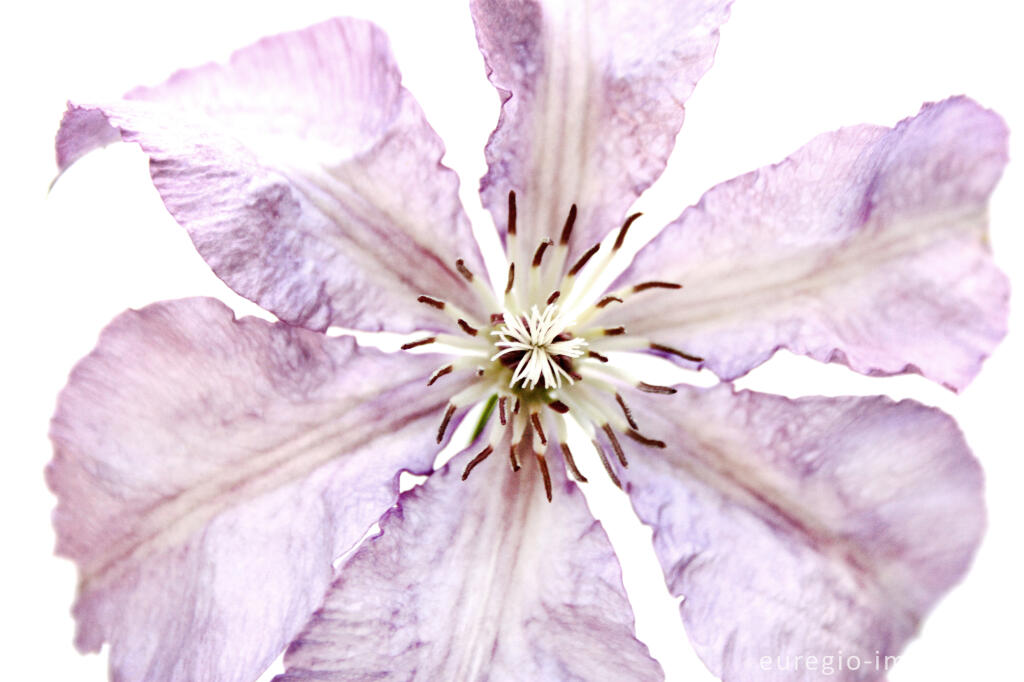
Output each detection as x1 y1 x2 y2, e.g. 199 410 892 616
620 383 984 681
47 298 470 682
277 443 663 681
602 97 1009 390
56 18 488 333
471 0 731 266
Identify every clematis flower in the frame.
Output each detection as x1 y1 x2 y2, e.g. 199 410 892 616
47 1 1009 681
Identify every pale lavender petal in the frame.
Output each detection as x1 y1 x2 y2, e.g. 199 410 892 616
603 97 1008 390
47 298 471 682
56 18 488 333
277 443 662 682
620 384 984 681
472 0 731 265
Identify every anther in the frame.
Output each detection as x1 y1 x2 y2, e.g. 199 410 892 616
559 204 578 245
560 443 587 483
427 364 453 386
437 404 457 444
615 393 638 430
536 453 553 502
498 396 508 426
513 397 521 414
507 190 517 236
626 430 666 448
613 212 643 251
595 295 623 308
633 281 682 292
505 263 515 295
401 336 436 350
547 400 570 414
455 259 475 282
457 319 479 337
588 350 609 363
603 326 627 336
638 382 677 394
546 290 561 305
462 445 494 480
531 412 547 445
602 424 628 467
532 239 553 267
417 295 445 310
651 342 703 363
568 243 601 276
592 440 622 489
509 443 521 472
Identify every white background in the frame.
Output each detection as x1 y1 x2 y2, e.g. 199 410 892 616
2 1 1021 680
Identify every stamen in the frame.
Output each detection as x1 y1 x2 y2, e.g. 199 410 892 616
568 243 601 277
592 440 622 489
602 326 626 336
498 396 508 426
547 290 561 305
505 263 515 295
559 204 577 245
625 430 666 448
638 382 677 394
536 453 553 502
462 445 494 480
401 336 436 350
532 239 553 267
559 442 587 482
595 295 623 308
602 424 628 467
507 190 517 236
614 393 638 430
651 342 703 363
588 350 609 362
437 404 457 443
531 412 547 445
509 443 521 471
613 212 643 251
547 400 570 414
427 364 453 386
417 295 445 310
457 319 479 337
633 281 682 292
455 259 475 282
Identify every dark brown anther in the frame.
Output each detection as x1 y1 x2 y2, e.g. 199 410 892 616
509 443 521 471
588 350 609 363
532 239 553 267
568 243 601 276
547 400 570 414
596 295 623 308
592 440 622 489
462 445 494 480
633 281 682 292
650 342 703 363
613 212 643 250
559 443 588 482
455 258 475 282
559 204 578 245
614 393 638 430
437 404 457 443
638 382 677 394
507 190 517 236
498 396 508 426
602 424 628 467
427 364 453 386
401 336 436 350
536 453 553 502
457 319 479 337
513 397 521 414
546 290 561 305
490 313 505 326
505 263 515 295
568 370 583 382
417 295 445 310
603 326 627 336
625 430 666 448
530 412 547 445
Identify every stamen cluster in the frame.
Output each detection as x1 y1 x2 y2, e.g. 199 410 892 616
403 191 701 500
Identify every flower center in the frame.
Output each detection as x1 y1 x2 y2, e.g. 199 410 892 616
404 191 701 501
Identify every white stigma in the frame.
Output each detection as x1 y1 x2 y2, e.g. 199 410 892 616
491 304 588 390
